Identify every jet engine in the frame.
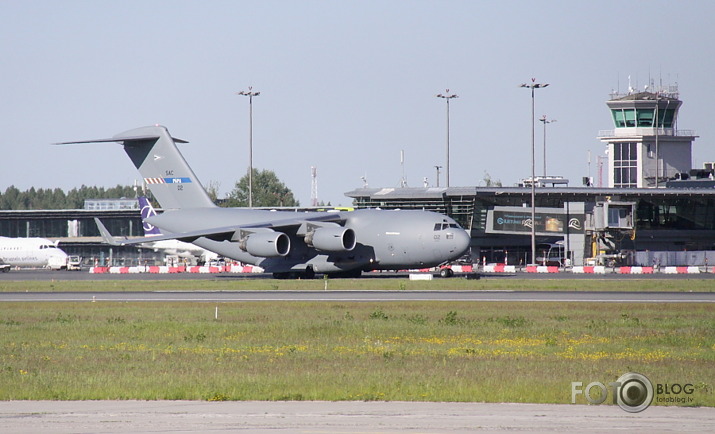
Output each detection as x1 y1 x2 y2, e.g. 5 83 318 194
238 229 290 257
305 226 356 252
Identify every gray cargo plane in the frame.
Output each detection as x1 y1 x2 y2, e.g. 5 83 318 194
59 125 470 278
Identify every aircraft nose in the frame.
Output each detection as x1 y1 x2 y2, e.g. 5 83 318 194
455 229 470 254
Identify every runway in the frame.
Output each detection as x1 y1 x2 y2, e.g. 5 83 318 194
2 289 715 303
1 400 713 433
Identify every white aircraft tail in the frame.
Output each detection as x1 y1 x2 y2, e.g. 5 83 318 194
58 125 216 210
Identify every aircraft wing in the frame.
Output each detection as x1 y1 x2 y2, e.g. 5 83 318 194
95 218 233 246
94 213 346 246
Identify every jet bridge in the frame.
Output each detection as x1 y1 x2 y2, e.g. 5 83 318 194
586 200 637 266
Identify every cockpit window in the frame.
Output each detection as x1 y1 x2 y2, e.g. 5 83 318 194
434 223 461 231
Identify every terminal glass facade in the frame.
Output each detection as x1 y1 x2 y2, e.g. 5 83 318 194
0 211 143 238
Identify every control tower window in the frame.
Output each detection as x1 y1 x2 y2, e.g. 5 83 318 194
624 109 636 127
612 109 625 127
637 109 654 127
657 108 676 128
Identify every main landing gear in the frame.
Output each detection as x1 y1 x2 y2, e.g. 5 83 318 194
439 267 454 278
272 267 363 279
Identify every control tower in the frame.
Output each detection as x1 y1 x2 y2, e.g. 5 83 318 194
598 83 697 188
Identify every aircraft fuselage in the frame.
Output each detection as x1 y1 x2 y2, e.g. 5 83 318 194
0 237 69 270
146 207 470 274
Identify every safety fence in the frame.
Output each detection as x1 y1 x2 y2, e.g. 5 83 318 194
88 263 706 275
90 265 263 274
483 265 704 274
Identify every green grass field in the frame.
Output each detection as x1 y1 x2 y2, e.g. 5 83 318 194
1 299 713 405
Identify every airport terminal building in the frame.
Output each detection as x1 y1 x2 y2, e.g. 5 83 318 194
344 185 715 267
345 84 714 267
0 199 161 267
346 84 714 267
2 84 714 268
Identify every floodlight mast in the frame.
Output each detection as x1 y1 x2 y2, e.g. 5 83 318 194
520 79 549 265
237 86 261 207
539 115 557 177
436 90 458 187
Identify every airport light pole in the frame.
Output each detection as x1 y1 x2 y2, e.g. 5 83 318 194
434 165 442 187
539 115 556 176
520 79 549 265
436 90 458 187
237 86 260 207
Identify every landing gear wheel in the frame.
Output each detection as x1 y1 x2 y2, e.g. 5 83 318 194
439 268 454 278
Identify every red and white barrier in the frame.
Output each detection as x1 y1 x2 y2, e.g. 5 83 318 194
87 264 706 275
404 265 475 274
525 265 560 273
618 266 654 274
89 265 264 274
482 264 516 273
229 265 264 273
663 266 701 274
447 265 473 273
572 266 606 274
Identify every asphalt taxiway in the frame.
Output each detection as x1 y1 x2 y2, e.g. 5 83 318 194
1 401 713 433
2 289 714 303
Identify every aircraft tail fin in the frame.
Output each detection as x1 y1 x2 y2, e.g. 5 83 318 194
58 125 216 210
137 196 162 236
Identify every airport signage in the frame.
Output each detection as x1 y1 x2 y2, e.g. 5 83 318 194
487 206 585 236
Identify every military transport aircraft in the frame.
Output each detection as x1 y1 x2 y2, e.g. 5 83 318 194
58 125 470 278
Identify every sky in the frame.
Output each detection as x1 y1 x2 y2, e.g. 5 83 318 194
1 1 714 207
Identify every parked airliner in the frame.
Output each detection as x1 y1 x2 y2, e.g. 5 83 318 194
0 237 69 271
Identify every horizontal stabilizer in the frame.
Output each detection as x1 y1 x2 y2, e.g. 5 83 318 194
55 134 188 145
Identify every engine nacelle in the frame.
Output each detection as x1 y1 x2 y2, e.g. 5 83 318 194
240 230 290 257
305 226 356 252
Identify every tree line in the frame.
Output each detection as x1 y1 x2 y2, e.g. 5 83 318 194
0 185 139 210
1 169 302 210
